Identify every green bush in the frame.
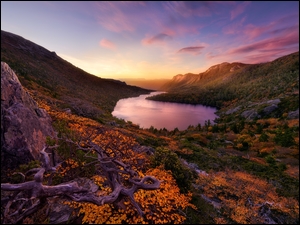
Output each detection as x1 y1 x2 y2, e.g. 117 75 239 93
150 147 194 193
259 132 269 142
274 129 296 147
265 155 276 165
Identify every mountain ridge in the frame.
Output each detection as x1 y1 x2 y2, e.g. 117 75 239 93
1 30 153 116
162 62 252 91
151 51 299 111
161 52 298 93
1 30 299 225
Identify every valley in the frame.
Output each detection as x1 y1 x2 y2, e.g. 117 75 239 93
1 30 299 224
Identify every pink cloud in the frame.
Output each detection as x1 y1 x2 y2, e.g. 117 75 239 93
161 2 229 36
224 13 299 43
93 1 224 38
205 52 214 60
230 1 251 20
142 33 172 45
163 1 214 18
94 2 144 32
177 46 205 55
206 25 298 65
219 29 298 64
243 24 298 41
231 30 299 55
269 24 299 35
99 39 116 50
242 51 287 64
223 16 247 35
163 1 234 18
243 23 270 40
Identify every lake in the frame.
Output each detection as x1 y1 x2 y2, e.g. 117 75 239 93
112 91 219 131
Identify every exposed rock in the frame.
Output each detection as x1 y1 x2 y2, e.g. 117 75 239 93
230 65 242 72
241 109 259 120
224 140 234 145
133 145 155 155
225 106 241 115
1 62 56 170
248 99 280 108
181 159 208 176
287 108 299 119
248 102 260 108
266 99 280 105
48 198 75 224
200 194 222 209
63 108 72 114
225 99 281 118
48 178 98 224
206 62 229 72
240 98 281 120
262 104 278 115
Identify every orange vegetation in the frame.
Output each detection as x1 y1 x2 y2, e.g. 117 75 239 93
197 170 299 224
66 168 196 224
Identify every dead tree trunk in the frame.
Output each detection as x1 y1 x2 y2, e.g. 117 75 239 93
1 141 161 224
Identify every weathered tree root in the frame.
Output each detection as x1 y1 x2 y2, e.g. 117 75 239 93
1 142 161 224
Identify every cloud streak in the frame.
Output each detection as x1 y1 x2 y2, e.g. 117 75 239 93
142 33 172 45
99 39 116 50
230 1 251 20
94 1 146 33
2 1 298 79
230 31 299 55
177 46 205 55
206 28 298 64
163 1 232 18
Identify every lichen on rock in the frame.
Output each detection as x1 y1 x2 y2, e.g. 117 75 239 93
1 62 56 170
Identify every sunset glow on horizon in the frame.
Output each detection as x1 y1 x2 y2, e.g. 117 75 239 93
1 1 299 79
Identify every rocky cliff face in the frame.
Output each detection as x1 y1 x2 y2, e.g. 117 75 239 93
161 62 248 91
1 62 56 170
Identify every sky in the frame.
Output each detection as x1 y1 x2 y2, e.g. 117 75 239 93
1 1 299 80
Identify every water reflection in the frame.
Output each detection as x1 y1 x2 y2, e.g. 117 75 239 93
112 92 218 131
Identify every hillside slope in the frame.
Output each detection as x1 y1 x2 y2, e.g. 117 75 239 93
149 52 299 111
1 30 152 116
161 62 249 91
1 31 299 224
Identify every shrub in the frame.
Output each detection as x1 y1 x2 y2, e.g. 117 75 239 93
274 129 296 147
150 147 193 193
259 132 269 142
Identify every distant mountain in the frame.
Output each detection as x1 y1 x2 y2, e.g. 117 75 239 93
120 78 170 91
150 52 299 112
161 73 200 90
1 30 152 116
161 62 249 91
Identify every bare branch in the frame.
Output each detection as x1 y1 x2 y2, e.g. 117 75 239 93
14 199 44 224
1 136 161 223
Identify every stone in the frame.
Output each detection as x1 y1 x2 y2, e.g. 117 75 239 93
241 109 259 120
262 104 278 115
133 145 155 155
48 178 98 224
266 99 280 105
1 62 56 170
287 108 299 119
63 108 72 114
225 106 241 115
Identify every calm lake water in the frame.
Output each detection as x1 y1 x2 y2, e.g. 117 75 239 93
112 92 219 131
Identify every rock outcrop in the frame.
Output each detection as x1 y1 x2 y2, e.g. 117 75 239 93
287 108 299 119
1 62 56 170
48 178 99 224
